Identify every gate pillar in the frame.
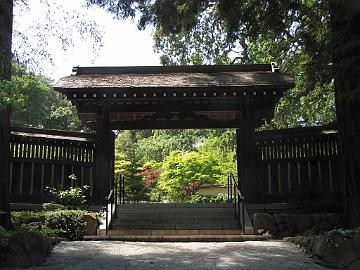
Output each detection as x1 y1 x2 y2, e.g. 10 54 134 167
94 107 114 204
236 120 259 203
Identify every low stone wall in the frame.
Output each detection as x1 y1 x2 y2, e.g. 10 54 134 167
284 233 360 269
252 212 343 236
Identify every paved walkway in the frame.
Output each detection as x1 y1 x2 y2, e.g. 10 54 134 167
16 241 329 270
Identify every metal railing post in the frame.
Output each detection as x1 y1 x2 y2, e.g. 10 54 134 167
242 199 245 235
122 175 125 204
238 194 241 226
114 176 118 217
105 204 108 235
230 174 233 202
227 174 230 202
234 182 237 216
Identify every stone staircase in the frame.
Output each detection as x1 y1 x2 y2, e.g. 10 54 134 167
89 203 258 241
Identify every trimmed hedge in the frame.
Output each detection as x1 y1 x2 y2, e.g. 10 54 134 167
12 210 91 240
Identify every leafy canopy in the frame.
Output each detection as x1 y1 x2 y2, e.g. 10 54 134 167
10 64 85 130
160 150 223 201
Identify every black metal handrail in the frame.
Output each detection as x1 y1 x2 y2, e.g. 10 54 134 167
105 172 125 235
228 173 245 234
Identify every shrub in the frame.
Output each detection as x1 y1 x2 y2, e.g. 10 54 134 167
0 228 11 266
12 210 89 240
45 210 86 240
46 186 88 208
11 211 45 225
45 174 89 208
186 193 228 203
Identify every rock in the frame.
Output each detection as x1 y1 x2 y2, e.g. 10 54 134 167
318 221 331 231
83 214 98 235
283 237 295 243
295 214 312 233
311 214 321 225
253 213 277 235
327 213 341 226
6 232 51 268
314 235 360 269
42 203 65 211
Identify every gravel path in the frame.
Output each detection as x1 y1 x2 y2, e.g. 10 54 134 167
13 240 329 270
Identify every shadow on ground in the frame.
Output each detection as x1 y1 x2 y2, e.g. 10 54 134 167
8 241 329 270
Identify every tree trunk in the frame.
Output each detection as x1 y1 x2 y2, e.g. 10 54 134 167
330 0 360 227
0 0 13 229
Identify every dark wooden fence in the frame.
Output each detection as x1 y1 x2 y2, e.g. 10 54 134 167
8 125 339 204
255 125 339 202
9 127 96 202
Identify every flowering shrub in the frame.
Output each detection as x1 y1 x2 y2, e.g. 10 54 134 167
45 174 89 208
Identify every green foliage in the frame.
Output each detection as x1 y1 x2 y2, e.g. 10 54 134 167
160 150 223 201
114 150 148 202
114 128 236 202
186 193 228 203
11 211 45 225
45 175 89 208
10 64 85 130
136 130 198 162
154 8 232 65
148 185 167 202
0 225 11 265
199 129 237 175
46 186 88 208
0 78 26 110
44 210 86 240
12 210 89 241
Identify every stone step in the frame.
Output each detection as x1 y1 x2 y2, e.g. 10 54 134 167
112 218 239 225
117 203 234 209
116 208 235 215
84 234 270 242
115 212 236 219
106 229 244 235
112 223 240 230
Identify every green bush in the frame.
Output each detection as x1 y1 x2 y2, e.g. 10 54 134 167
186 193 228 203
47 186 87 208
0 228 10 265
12 210 88 240
11 211 45 224
45 174 89 208
45 210 86 240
